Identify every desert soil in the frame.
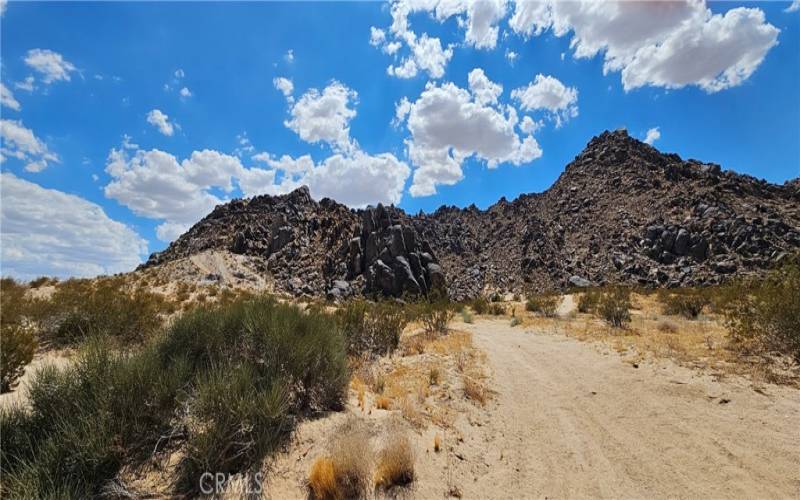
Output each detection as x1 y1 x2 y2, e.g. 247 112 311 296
452 318 800 499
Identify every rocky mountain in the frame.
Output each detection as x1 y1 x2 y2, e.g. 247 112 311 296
142 129 800 300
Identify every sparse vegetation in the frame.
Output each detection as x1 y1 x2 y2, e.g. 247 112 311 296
722 261 800 362
460 309 474 323
374 434 414 491
597 286 631 327
525 293 559 317
488 303 505 316
659 288 709 319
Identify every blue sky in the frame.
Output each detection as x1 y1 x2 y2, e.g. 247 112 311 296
1 1 799 279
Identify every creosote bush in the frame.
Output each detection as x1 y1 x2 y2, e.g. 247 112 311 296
0 295 349 497
577 289 602 313
659 288 709 319
337 300 408 357
525 293 559 317
418 300 454 335
721 260 800 362
597 287 631 328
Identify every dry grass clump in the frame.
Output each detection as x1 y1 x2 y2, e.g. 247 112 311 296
488 303 505 316
374 434 414 491
656 319 679 334
308 423 373 500
375 396 392 410
462 376 489 406
433 434 441 452
428 367 441 386
525 293 559 317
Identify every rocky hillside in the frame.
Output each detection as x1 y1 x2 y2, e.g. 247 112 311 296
142 129 800 300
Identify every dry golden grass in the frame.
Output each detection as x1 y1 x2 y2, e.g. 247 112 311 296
428 367 441 386
462 376 489 406
308 421 374 500
375 396 391 410
374 434 414 491
433 433 441 453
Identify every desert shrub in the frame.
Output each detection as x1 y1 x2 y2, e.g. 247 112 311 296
419 300 454 335
337 300 408 357
35 277 166 345
510 317 521 327
1 296 349 497
488 303 505 316
577 289 602 313
428 367 441 386
490 293 502 302
525 293 559 317
597 287 631 327
308 422 372 500
460 309 473 323
659 288 709 319
722 261 800 362
374 434 414 490
1 278 38 393
28 276 53 289
470 297 489 314
1 324 37 393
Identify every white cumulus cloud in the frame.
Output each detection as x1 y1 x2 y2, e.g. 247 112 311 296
146 109 177 136
507 0 779 93
273 76 294 100
399 69 542 197
24 49 77 84
1 83 20 111
284 81 357 152
511 74 578 127
1 172 148 279
0 119 60 172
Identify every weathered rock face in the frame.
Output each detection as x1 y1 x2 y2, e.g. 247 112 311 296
142 130 800 300
412 129 800 298
141 187 444 298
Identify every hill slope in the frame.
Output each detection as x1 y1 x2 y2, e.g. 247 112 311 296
142 129 800 299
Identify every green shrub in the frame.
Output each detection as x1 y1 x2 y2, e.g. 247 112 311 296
1 278 37 393
0 295 349 497
337 301 408 357
722 261 800 362
577 289 601 313
36 277 166 345
460 309 473 324
598 287 631 327
1 324 37 393
525 294 559 317
419 300 454 335
470 297 489 315
659 289 709 319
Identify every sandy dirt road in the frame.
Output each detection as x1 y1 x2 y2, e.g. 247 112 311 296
453 319 800 499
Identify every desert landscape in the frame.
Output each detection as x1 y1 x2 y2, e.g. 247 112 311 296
2 130 799 498
2 0 799 498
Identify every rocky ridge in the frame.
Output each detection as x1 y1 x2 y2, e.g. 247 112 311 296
142 129 800 300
